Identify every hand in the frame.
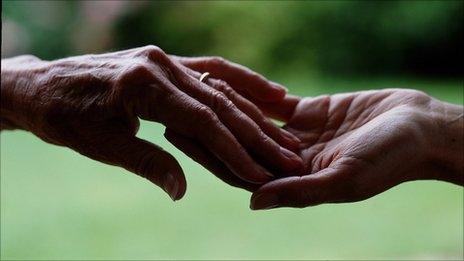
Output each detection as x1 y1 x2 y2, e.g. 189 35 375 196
1 46 303 200
171 55 288 103
164 55 302 191
250 89 463 209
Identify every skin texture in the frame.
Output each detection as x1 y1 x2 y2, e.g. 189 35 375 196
2 48 461 210
0 46 304 201
250 89 464 209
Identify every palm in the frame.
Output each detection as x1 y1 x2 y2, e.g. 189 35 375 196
288 90 433 199
251 89 433 209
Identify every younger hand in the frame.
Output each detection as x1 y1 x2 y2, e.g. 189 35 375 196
251 89 463 209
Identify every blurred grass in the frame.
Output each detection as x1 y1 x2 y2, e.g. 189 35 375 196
1 77 463 260
2 1 463 259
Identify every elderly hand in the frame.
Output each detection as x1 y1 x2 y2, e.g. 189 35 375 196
250 89 463 209
0 46 303 201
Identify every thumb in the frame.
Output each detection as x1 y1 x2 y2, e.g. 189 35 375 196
99 136 187 201
250 167 358 210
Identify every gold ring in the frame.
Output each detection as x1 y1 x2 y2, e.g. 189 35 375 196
199 72 210 83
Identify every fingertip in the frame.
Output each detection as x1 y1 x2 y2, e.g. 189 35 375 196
279 147 304 172
249 178 282 210
239 165 274 185
250 192 280 210
270 81 288 93
264 87 286 102
174 175 187 201
249 81 286 102
269 81 287 100
160 162 187 201
173 169 187 201
249 176 309 209
279 129 302 151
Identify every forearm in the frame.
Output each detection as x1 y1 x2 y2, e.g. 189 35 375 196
428 99 464 185
1 55 46 131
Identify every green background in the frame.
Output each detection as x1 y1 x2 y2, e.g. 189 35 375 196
1 1 463 260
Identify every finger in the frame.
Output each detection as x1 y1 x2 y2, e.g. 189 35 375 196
251 94 301 122
150 83 274 184
250 167 358 210
97 135 186 201
183 68 301 151
209 79 301 151
118 57 276 184
164 129 258 192
172 55 286 102
165 62 303 173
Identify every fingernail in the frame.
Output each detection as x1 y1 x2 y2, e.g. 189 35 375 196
280 147 303 170
163 172 179 201
251 193 279 210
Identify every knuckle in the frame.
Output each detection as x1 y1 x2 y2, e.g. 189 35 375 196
116 64 156 104
252 104 266 119
214 80 234 94
138 45 166 61
211 92 234 114
407 90 430 104
127 63 151 75
195 105 218 126
258 132 272 145
391 89 430 106
211 91 228 104
118 63 153 84
144 45 163 55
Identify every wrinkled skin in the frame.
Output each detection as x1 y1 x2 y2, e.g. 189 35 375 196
250 89 463 209
1 46 304 201
3 48 462 210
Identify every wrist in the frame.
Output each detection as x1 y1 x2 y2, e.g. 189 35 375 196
425 98 463 185
1 56 48 131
